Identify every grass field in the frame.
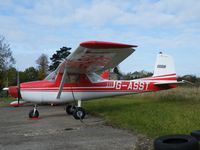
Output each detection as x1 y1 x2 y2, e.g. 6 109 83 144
83 86 200 138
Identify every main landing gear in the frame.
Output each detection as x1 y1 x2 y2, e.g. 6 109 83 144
28 100 86 120
29 105 39 118
66 100 86 120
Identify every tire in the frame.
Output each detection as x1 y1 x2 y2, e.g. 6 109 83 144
191 130 200 141
73 107 86 120
29 109 39 118
66 105 75 115
154 134 199 150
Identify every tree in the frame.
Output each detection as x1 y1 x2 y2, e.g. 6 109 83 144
36 54 49 80
6 67 17 86
2 67 39 87
0 36 15 71
49 46 71 71
123 72 134 80
123 70 153 80
0 35 15 89
22 67 39 82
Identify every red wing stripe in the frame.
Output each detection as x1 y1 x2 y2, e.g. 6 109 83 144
80 41 137 49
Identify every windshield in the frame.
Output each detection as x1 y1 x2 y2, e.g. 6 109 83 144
45 71 57 81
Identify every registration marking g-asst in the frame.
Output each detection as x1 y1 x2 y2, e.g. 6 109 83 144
115 81 150 91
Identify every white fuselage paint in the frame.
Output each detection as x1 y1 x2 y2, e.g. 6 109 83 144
21 91 134 103
21 91 133 103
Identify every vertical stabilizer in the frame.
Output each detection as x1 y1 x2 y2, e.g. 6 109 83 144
153 53 176 77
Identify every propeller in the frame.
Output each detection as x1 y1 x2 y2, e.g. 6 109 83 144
17 71 21 105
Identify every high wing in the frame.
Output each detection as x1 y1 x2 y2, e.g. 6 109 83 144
57 41 137 74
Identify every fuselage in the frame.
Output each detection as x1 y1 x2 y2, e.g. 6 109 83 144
13 73 175 104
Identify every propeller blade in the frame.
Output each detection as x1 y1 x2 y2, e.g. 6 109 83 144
17 71 21 104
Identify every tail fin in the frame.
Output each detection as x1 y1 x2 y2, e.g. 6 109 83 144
153 52 176 79
141 53 184 88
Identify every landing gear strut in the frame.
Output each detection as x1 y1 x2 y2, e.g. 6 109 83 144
29 105 39 118
73 100 86 120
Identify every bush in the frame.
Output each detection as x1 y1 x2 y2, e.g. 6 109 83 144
0 90 8 97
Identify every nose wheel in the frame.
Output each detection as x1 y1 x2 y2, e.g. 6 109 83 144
29 105 39 118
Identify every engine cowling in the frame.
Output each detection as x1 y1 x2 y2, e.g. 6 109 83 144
8 86 21 98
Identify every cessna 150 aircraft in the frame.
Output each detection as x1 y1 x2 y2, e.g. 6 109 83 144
6 41 183 120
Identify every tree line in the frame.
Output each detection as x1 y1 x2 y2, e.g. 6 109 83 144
0 35 71 89
0 35 200 90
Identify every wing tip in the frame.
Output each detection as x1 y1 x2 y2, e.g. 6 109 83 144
80 41 138 49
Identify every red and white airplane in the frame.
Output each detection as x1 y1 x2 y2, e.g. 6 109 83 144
6 41 183 119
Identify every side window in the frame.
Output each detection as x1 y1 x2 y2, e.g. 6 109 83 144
65 74 80 83
87 73 103 83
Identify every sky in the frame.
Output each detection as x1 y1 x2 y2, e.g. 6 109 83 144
0 0 200 76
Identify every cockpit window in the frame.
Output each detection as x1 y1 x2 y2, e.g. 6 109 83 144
65 74 80 83
87 72 104 83
45 70 80 83
46 71 103 83
45 71 56 81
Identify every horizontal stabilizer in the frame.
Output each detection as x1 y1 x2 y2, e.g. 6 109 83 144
154 80 186 86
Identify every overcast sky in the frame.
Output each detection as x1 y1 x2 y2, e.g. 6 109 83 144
0 0 200 76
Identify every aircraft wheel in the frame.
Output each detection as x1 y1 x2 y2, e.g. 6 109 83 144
29 109 39 118
66 105 75 115
73 107 86 120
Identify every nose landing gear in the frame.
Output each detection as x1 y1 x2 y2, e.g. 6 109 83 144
29 105 39 118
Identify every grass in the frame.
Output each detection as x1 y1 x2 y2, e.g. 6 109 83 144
0 96 14 106
83 86 200 138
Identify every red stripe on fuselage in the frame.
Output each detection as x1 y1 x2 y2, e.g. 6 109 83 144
144 77 177 81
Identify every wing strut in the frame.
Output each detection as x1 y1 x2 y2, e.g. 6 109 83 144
57 66 67 99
